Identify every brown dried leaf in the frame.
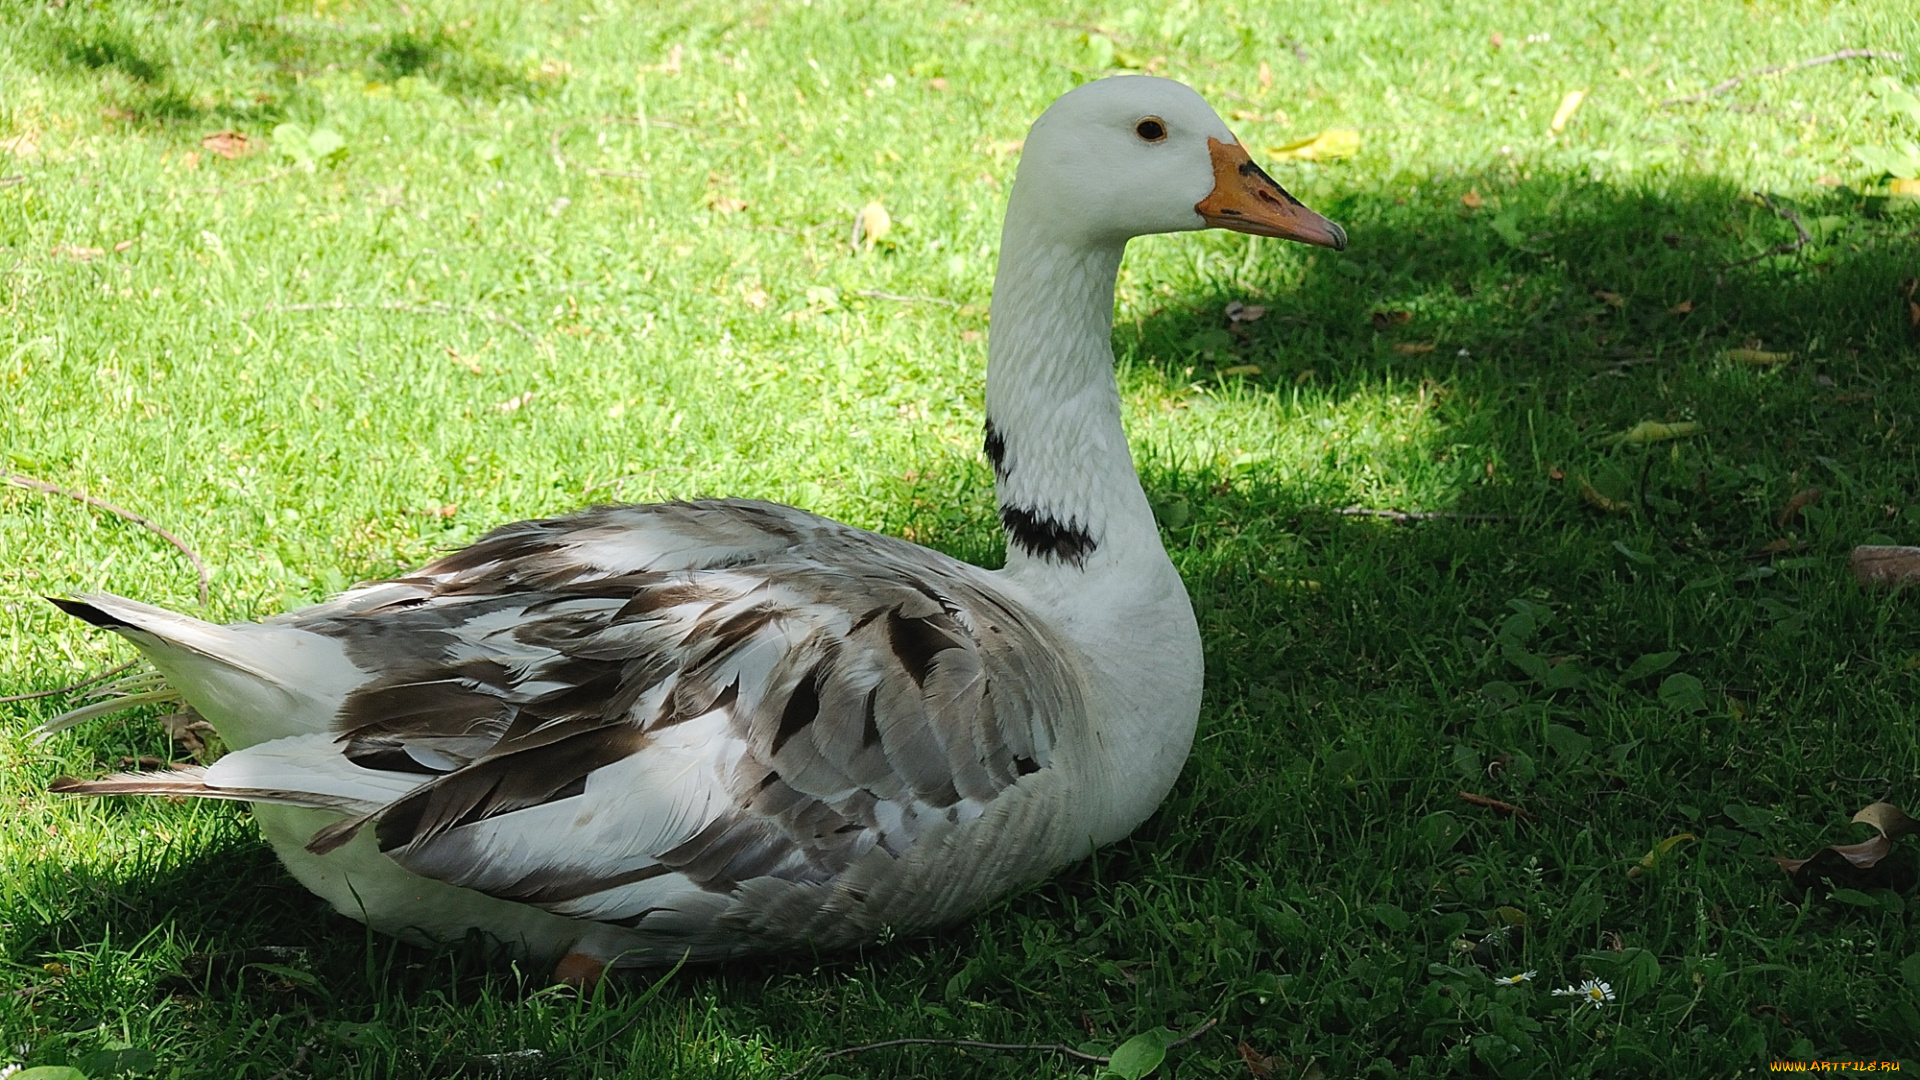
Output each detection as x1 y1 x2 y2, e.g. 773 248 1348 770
1392 341 1435 355
1669 299 1694 315
1371 309 1413 329
160 710 217 760
926 77 949 92
1220 364 1262 377
1593 289 1626 308
1773 802 1919 881
1258 61 1274 90
1852 545 1920 588
1775 487 1821 527
1460 190 1484 209
200 130 251 159
1238 1041 1284 1079
1489 31 1504 49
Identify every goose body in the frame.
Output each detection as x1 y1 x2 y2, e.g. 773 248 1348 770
46 77 1345 979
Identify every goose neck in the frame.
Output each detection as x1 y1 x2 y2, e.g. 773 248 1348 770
983 222 1158 578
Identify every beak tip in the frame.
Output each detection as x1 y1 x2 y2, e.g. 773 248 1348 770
1326 222 1349 252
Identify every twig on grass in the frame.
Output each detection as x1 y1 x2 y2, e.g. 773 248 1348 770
1720 193 1813 269
1661 48 1905 107
595 114 694 131
857 289 960 307
251 299 538 341
2 472 210 607
1459 791 1536 822
0 660 138 704
186 165 298 197
1335 506 1510 524
774 1018 1218 1080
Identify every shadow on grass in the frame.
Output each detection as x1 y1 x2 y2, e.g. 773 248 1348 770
25 1 546 128
9 172 1920 1076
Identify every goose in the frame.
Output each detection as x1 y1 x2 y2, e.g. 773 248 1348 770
41 75 1346 986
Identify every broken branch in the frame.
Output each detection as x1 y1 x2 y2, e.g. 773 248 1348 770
3 472 210 606
0 660 138 704
250 300 538 341
1336 507 1510 524
774 1018 1217 1080
1721 193 1813 269
1662 48 1905 107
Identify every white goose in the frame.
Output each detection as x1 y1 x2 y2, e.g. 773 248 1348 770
44 76 1345 985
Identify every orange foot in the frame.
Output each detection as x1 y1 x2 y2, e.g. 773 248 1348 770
553 951 607 990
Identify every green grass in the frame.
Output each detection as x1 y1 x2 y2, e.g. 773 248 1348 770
4 0 1920 1075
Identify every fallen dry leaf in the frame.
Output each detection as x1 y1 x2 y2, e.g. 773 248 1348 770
1488 31 1504 49
926 77 949 92
1225 300 1266 323
1725 348 1793 366
1549 89 1588 133
1548 467 1565 481
113 239 136 253
1258 61 1274 90
2 132 40 159
1268 128 1360 162
1392 341 1436 355
1371 309 1413 329
1238 1041 1284 1079
742 287 769 310
706 194 748 214
1220 364 1262 377
159 710 217 759
1775 486 1821 527
851 200 890 251
1773 802 1920 882
1593 289 1626 308
1460 190 1484 209
200 130 251 158
1669 299 1694 315
1852 545 1920 588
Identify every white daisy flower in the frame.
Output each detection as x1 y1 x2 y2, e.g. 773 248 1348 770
1551 978 1615 1008
1492 970 1537 985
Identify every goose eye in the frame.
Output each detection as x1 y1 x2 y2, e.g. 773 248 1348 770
1134 118 1167 142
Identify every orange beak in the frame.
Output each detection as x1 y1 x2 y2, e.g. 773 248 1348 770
1194 136 1347 250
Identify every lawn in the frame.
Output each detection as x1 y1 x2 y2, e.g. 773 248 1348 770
4 0 1920 1075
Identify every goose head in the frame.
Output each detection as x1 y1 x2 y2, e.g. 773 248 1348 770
1008 75 1346 250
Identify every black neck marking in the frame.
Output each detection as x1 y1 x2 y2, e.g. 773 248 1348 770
999 504 1096 567
983 418 1009 481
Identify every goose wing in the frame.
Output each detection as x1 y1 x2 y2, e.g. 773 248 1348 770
236 500 1078 926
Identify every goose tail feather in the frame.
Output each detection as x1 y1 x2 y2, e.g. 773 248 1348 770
42 593 368 749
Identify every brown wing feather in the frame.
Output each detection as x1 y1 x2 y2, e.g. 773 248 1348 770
283 500 1081 916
